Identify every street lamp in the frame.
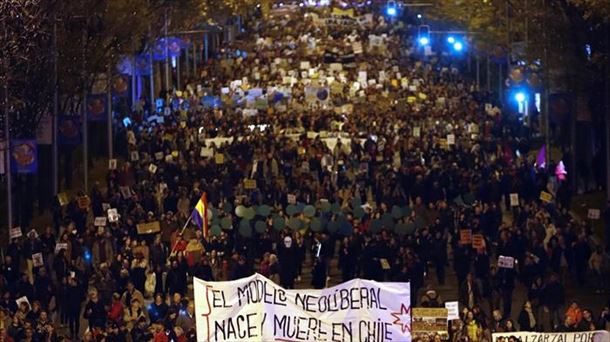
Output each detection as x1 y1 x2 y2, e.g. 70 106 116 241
447 36 455 44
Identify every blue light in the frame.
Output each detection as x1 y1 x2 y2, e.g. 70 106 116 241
515 92 526 103
386 6 397 16
123 117 132 127
418 37 429 46
84 250 92 262
453 42 463 51
417 14 422 19
447 36 455 44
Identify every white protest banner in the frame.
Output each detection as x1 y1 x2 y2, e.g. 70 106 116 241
108 159 117 170
446 134 455 145
94 217 107 227
55 243 68 254
9 226 22 239
194 273 411 342
587 208 601 220
510 193 519 207
32 253 44 267
445 301 459 320
492 330 609 342
107 208 119 223
413 127 421 138
497 255 515 269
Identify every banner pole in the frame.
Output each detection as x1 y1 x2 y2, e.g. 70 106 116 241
169 214 192 258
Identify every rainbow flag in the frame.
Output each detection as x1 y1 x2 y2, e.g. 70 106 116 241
191 192 209 237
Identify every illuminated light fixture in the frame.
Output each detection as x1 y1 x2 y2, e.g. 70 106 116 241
386 1 397 16
418 37 429 45
515 92 526 103
447 36 455 44
453 41 463 51
417 14 422 19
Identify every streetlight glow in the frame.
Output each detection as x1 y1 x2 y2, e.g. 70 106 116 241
515 92 526 102
453 42 463 51
418 37 429 45
386 6 397 16
447 36 455 44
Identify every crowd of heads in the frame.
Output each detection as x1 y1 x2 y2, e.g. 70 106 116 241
1 1 609 341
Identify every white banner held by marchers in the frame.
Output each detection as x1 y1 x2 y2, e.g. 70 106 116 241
194 273 411 342
492 330 609 342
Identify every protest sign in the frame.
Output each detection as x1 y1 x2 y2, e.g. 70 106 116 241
194 273 411 342
55 243 68 254
108 208 119 223
78 196 91 210
459 229 472 245
472 234 485 250
413 127 421 138
587 208 601 220
244 179 257 190
492 331 609 342
9 226 22 239
130 151 139 161
108 159 117 170
32 253 44 267
445 302 459 320
498 255 515 269
539 191 552 203
94 217 107 227
215 153 225 164
57 193 69 206
136 221 161 235
446 134 455 145
411 308 448 340
149 164 158 174
201 147 214 158
509 193 519 207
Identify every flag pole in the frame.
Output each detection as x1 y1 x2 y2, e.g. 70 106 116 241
169 214 192 258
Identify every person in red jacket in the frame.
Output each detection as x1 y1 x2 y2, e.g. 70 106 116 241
107 293 124 324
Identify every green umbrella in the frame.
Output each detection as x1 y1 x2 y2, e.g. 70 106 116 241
224 203 234 215
310 217 322 232
369 219 382 233
331 202 341 214
288 217 303 230
351 197 362 208
381 213 394 228
353 206 365 219
320 201 332 213
220 217 232 230
238 220 252 238
303 205 316 217
327 220 339 233
256 205 272 217
210 225 222 236
395 222 409 236
243 207 256 220
414 216 426 231
254 220 267 233
286 205 298 216
235 205 246 218
295 203 305 214
338 217 353 236
391 205 403 219
273 216 285 231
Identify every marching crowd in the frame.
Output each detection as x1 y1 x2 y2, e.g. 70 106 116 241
1 1 609 341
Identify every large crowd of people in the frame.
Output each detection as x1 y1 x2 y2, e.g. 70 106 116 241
1 1 609 341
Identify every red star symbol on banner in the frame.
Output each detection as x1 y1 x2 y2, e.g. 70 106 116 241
390 303 411 334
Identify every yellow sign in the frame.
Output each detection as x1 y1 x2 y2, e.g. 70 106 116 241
215 153 225 164
391 79 398 88
244 179 257 190
332 7 355 17
57 193 69 206
136 221 161 235
540 191 553 203
418 93 427 100
407 96 416 104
